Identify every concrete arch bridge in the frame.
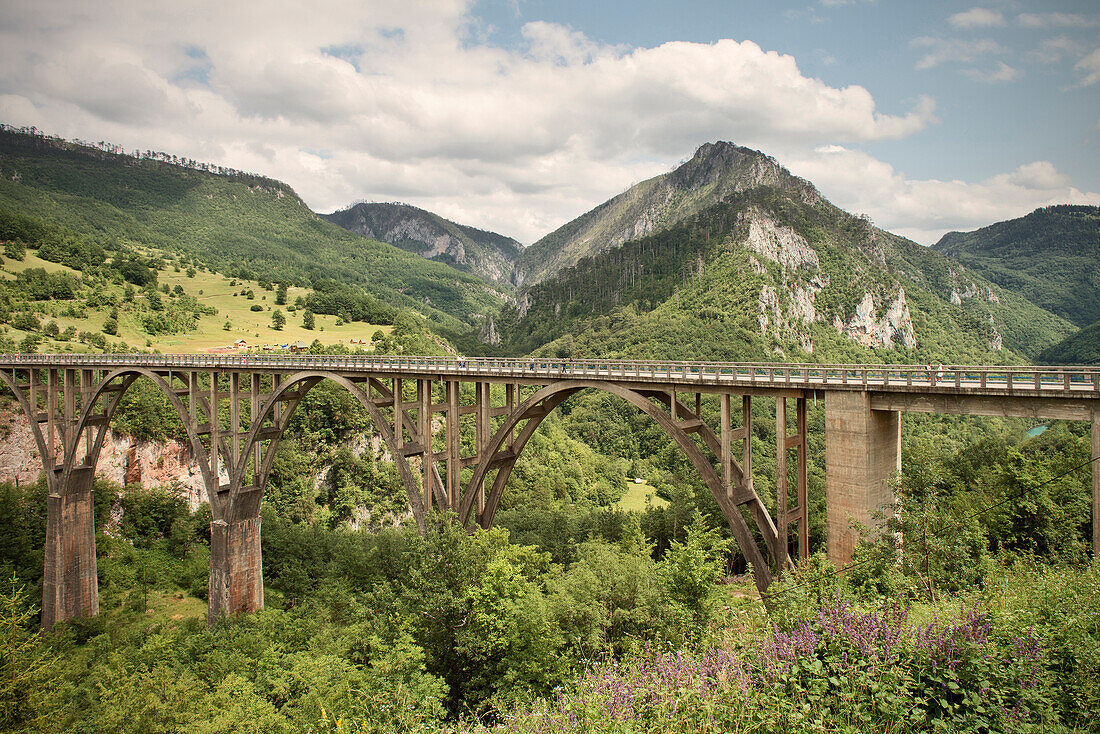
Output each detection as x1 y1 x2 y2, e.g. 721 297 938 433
1 354 1097 628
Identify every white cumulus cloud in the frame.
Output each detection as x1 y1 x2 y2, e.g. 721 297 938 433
0 0 944 242
1075 48 1100 86
786 147 1100 244
1018 12 1100 29
911 37 1003 70
949 8 1006 29
963 61 1020 83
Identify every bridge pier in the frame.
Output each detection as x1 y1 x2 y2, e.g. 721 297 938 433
208 490 264 624
824 391 901 567
42 466 98 629
1094 409 1099 561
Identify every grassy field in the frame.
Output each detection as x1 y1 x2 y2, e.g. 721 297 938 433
0 250 393 353
615 480 669 512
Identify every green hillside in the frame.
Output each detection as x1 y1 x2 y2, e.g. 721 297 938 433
0 127 505 331
933 205 1100 328
0 247 403 354
1040 318 1100 364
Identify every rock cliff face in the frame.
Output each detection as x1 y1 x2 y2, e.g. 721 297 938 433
834 291 917 350
0 407 215 509
739 207 915 352
0 407 406 526
323 202 523 285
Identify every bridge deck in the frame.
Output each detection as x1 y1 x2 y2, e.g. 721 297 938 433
2 354 1098 400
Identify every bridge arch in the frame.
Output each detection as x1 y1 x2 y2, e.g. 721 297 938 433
0 369 52 484
230 371 427 533
458 380 774 593
62 368 217 503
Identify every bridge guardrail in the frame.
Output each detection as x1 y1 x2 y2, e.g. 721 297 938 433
1 354 1099 395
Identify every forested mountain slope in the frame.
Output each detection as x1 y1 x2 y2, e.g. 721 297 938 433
323 202 522 285
933 205 1100 328
0 126 505 331
498 147 1075 363
1040 317 1100 364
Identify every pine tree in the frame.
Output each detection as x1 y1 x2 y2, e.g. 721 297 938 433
0 575 55 729
302 310 315 330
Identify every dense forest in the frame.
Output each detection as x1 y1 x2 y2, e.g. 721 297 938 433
1 411 1097 731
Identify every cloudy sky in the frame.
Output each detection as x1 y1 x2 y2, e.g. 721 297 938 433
1 0 1098 244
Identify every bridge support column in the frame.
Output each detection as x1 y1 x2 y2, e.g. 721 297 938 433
825 391 900 568
42 466 98 629
1093 408 1099 561
208 491 264 624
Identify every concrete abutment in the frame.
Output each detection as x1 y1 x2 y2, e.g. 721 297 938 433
824 391 901 568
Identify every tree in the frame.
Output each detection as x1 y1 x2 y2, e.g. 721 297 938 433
3 240 25 261
17 334 40 353
661 513 728 636
272 309 285 331
275 283 287 306
0 575 55 730
102 317 118 336
302 310 315 330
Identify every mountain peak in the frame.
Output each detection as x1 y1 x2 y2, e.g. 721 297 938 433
323 201 522 285
670 141 787 194
518 141 821 285
692 140 762 161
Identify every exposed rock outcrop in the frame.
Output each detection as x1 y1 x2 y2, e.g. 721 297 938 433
323 202 523 285
834 290 917 350
0 408 220 510
742 208 820 272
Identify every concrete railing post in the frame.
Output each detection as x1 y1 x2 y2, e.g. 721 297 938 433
824 391 901 568
42 466 98 629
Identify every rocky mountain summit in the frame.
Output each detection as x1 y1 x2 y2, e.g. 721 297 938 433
324 202 522 285
518 142 822 286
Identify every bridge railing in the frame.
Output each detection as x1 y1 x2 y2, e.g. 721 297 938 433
1 354 1098 394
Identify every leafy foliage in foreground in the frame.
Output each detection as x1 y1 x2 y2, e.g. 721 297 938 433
486 594 1068 734
0 434 1097 733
